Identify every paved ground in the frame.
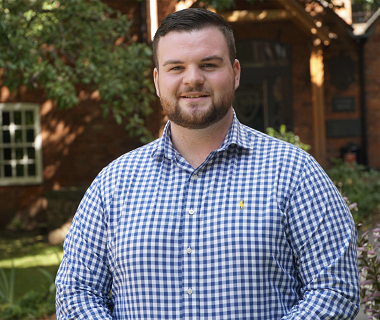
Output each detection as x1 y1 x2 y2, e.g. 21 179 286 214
356 307 368 319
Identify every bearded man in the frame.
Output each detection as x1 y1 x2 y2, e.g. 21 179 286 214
56 8 360 319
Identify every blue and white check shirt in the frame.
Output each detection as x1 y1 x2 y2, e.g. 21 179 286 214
56 113 360 319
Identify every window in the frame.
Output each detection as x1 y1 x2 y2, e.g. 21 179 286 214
234 40 293 133
0 103 42 185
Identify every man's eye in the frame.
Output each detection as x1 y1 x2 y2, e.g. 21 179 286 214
203 64 217 68
170 66 183 71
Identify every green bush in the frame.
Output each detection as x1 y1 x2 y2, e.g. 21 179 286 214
357 226 380 319
327 159 380 223
0 266 15 304
1 289 56 320
0 266 56 320
266 125 311 152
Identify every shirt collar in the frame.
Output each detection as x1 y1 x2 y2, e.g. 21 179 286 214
218 110 252 151
151 109 252 160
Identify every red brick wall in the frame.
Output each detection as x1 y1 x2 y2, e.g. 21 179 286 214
0 0 161 230
364 19 380 169
0 84 160 229
157 0 177 24
321 9 363 164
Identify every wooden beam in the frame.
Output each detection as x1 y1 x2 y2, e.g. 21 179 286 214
310 46 327 167
220 10 291 23
276 0 331 46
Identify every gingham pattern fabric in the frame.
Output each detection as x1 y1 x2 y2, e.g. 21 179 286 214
56 113 360 319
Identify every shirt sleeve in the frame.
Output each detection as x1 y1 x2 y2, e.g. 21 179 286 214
55 175 114 319
281 156 360 320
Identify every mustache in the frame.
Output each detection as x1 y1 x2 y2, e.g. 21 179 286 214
177 87 213 97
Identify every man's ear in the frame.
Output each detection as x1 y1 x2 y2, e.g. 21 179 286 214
153 68 160 97
233 59 241 90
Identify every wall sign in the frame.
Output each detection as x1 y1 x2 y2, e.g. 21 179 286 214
326 119 362 138
332 96 355 112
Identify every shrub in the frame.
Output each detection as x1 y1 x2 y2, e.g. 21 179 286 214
0 267 56 320
266 125 311 152
358 226 380 320
327 159 380 223
0 266 15 304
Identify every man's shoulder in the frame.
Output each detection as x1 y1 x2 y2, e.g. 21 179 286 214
97 138 161 181
238 123 310 161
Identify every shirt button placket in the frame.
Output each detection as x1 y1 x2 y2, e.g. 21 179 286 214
184 171 200 317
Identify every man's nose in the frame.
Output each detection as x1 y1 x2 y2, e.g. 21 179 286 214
183 66 205 86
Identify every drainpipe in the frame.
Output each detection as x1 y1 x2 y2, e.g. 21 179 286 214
358 36 368 165
139 0 147 43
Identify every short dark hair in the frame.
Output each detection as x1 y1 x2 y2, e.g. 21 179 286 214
152 8 236 69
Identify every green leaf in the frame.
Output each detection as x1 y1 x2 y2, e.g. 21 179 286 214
1 0 155 142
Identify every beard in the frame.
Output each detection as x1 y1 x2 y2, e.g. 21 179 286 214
159 83 235 130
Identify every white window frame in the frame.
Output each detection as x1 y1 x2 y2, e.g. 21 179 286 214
0 103 43 186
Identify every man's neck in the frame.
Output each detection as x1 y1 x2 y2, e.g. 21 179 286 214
170 109 234 169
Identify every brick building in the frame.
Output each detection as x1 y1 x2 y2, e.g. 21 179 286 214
0 0 379 232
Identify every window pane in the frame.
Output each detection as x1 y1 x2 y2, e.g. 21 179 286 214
27 147 35 159
4 165 12 177
14 111 22 125
237 40 290 68
26 129 34 142
3 130 10 143
0 104 41 184
16 165 24 177
234 83 265 133
2 112 10 126
3 148 11 160
15 130 23 143
28 164 36 176
25 111 34 125
16 148 23 160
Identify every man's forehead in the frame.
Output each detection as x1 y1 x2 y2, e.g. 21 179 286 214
157 27 225 46
156 27 227 57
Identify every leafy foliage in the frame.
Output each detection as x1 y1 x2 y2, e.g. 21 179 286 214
0 266 56 320
266 125 311 152
327 159 380 223
185 0 255 11
0 265 15 304
357 227 380 320
0 0 155 143
353 0 380 8
179 0 378 11
0 288 56 320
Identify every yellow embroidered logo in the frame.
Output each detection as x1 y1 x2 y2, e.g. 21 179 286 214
239 200 244 209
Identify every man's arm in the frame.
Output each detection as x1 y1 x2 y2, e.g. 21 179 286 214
282 156 360 319
55 176 114 319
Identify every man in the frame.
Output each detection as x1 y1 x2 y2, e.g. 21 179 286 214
56 8 360 319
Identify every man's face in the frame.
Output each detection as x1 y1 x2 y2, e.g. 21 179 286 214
154 27 240 130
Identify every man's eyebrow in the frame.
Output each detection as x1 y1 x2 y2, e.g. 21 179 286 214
162 56 224 67
201 55 224 62
162 59 184 67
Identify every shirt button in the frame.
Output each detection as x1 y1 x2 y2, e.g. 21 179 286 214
192 174 198 180
187 247 192 254
189 209 194 215
187 288 193 295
